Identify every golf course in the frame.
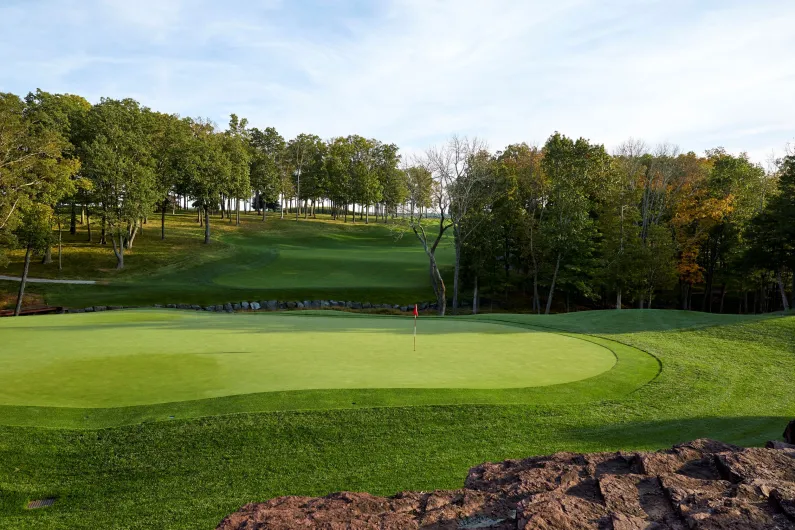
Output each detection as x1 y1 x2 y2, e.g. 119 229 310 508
0 214 793 529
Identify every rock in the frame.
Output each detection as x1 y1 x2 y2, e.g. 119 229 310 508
205 306 215 311
363 302 372 309
84 307 94 312
153 304 163 308
190 305 201 310
217 437 795 530
302 301 311 308
241 302 250 310
74 308 85 313
278 302 287 309
166 304 176 309
766 441 795 450
320 300 330 308
93 306 107 312
419 302 428 310
250 302 260 310
232 303 241 310
784 420 795 444
286 301 297 309
224 303 233 312
108 305 122 310
310 300 321 309
294 302 303 309
399 306 408 312
266 300 278 310
351 302 362 310
215 305 225 312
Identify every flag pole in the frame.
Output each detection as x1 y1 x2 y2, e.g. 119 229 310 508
413 304 418 351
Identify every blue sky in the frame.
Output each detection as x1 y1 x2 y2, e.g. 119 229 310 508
1 0 793 164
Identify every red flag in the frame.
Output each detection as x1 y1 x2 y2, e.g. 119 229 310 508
413 304 418 317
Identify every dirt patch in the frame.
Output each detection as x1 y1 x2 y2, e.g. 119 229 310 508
218 437 795 529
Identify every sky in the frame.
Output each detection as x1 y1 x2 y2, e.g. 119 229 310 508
1 0 794 165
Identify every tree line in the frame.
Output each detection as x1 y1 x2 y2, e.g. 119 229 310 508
1 89 793 316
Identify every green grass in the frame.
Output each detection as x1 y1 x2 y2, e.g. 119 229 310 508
0 310 793 529
2 216 793 529
0 212 454 308
0 311 617 409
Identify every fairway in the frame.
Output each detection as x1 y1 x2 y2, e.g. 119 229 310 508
0 310 615 408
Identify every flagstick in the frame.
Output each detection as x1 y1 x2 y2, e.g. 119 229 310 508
413 315 417 351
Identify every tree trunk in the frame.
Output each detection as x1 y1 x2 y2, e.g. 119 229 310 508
431 256 446 316
70 201 77 235
125 222 139 249
719 284 727 313
791 268 794 310
473 275 479 315
100 214 106 245
161 199 167 240
365 205 369 224
86 209 92 242
777 270 790 311
41 243 52 265
58 215 63 270
545 253 561 315
13 245 32 316
236 198 240 225
616 288 622 310
204 207 211 244
452 230 461 314
110 231 124 269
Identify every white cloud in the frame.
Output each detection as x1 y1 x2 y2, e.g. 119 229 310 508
1 0 793 162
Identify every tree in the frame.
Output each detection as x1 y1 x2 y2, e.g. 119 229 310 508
23 89 91 242
249 127 284 221
426 136 493 313
12 204 53 315
148 111 191 239
540 133 607 314
697 149 765 312
184 119 231 244
746 155 795 310
286 134 321 220
375 143 405 222
80 98 157 268
0 92 79 267
394 159 452 315
492 143 544 311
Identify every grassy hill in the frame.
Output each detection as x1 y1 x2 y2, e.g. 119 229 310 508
0 212 454 308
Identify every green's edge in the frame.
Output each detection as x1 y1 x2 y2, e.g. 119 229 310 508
0 312 661 430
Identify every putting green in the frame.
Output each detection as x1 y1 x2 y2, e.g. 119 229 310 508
0 310 616 408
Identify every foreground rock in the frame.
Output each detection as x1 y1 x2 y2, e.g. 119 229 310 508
217 439 795 529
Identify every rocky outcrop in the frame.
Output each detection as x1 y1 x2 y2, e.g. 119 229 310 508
217 438 795 529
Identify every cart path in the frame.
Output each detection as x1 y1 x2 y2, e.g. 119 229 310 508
0 275 97 285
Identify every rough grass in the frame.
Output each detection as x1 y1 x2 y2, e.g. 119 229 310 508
0 311 793 529
0 212 453 308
